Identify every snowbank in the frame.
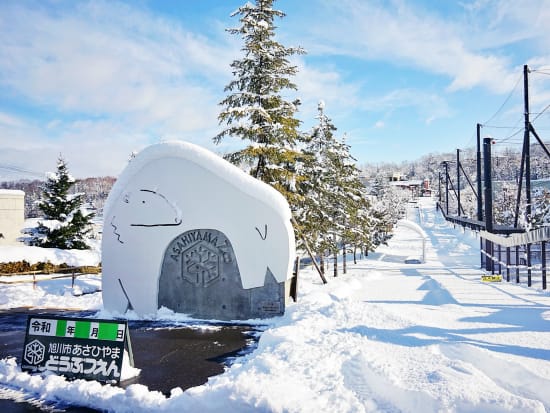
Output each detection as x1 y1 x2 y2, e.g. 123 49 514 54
1 198 550 412
0 244 100 267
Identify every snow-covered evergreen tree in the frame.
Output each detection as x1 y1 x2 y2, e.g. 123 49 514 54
369 174 409 244
296 101 338 269
214 0 306 206
528 187 550 228
27 156 95 249
370 174 389 198
492 181 517 226
335 134 374 264
297 101 372 273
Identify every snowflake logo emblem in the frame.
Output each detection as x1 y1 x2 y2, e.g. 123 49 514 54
24 339 45 365
182 243 220 287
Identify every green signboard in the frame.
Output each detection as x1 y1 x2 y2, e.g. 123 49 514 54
21 315 133 383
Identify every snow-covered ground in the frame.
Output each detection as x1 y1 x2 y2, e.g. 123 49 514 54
0 238 101 310
2 197 550 412
0 238 101 269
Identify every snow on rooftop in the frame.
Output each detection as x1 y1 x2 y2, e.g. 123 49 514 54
0 189 25 196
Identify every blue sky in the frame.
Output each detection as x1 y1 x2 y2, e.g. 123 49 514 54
0 0 549 180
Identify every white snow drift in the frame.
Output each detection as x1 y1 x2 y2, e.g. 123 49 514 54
1 198 550 412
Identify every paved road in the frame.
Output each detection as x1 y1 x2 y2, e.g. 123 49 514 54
0 309 258 412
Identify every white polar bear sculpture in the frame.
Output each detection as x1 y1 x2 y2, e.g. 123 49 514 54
102 141 296 320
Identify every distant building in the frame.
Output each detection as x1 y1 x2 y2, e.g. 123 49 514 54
388 174 431 198
0 189 25 245
421 179 432 196
388 172 407 182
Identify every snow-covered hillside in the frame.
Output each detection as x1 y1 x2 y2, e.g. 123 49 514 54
1 198 550 412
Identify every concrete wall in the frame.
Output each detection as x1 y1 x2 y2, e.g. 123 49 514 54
0 190 25 246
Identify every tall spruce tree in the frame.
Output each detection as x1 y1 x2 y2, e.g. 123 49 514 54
29 156 94 249
296 101 338 272
333 134 374 268
214 0 306 206
297 101 372 274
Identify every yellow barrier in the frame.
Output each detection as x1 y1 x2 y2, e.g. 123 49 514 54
481 275 502 282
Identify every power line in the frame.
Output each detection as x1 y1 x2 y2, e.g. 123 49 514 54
531 69 550 76
497 127 524 144
460 130 477 150
483 125 525 129
531 104 550 123
0 164 44 179
482 72 523 126
479 65 549 148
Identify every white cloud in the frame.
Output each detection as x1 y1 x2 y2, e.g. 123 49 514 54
1 0 547 177
463 0 550 49
0 108 230 180
0 1 234 130
0 1 241 178
298 0 547 94
293 60 364 126
0 112 25 128
360 88 452 125
0 112 47 151
293 57 452 132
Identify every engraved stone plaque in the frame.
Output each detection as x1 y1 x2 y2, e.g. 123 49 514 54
159 229 285 320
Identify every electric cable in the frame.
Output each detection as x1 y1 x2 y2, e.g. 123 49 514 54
531 104 550 123
482 72 523 126
0 163 44 179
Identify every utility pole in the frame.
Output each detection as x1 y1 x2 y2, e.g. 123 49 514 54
523 64 532 286
457 149 461 217
477 124 484 269
483 137 494 273
438 172 442 205
443 161 449 215
524 64 532 227
476 123 483 222
483 138 494 233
